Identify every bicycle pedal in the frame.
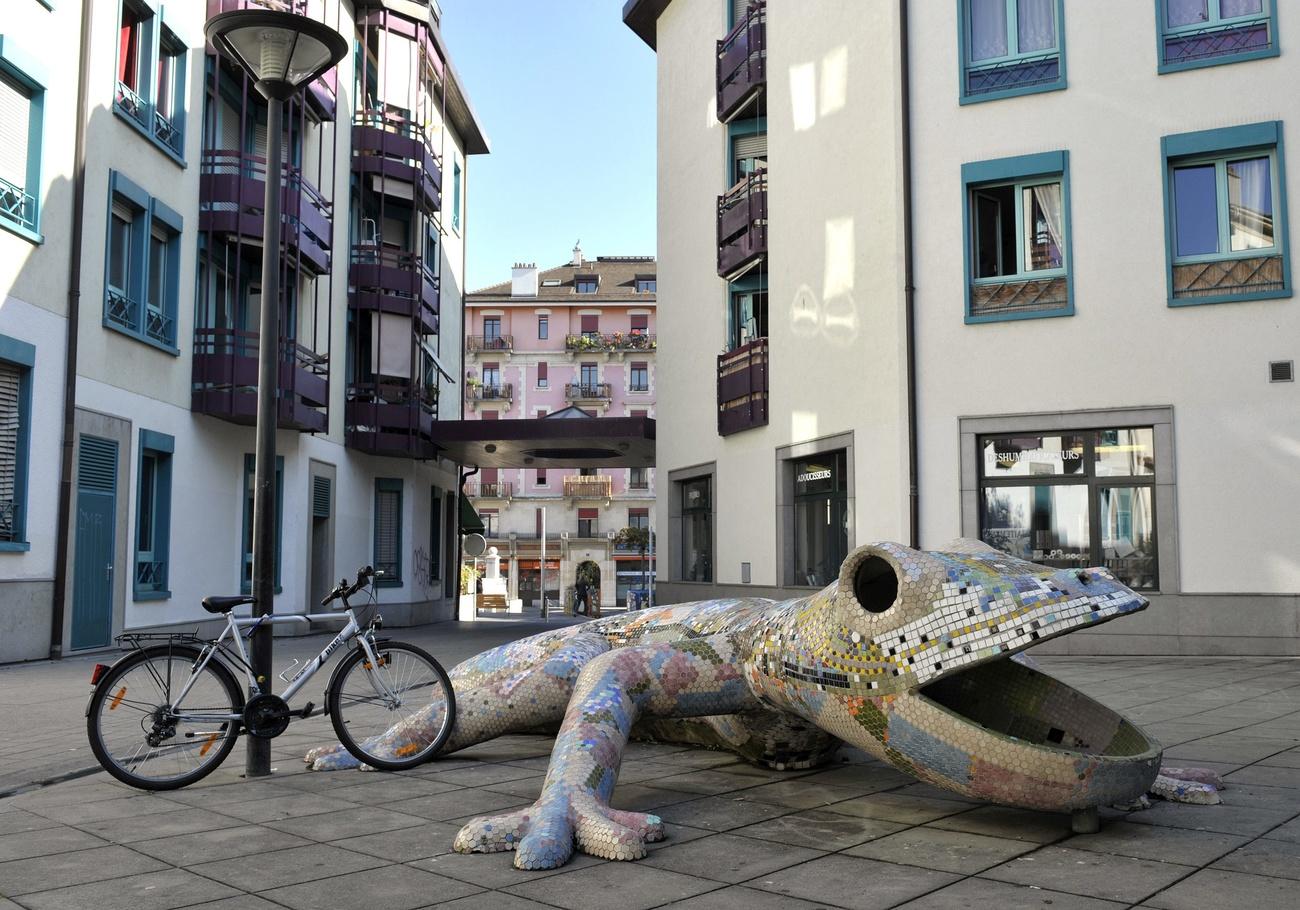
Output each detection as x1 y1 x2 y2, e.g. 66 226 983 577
296 701 316 719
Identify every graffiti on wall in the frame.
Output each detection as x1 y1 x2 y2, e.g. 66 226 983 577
412 546 435 599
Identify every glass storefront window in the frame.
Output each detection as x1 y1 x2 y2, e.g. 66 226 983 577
1093 428 1155 477
681 478 712 582
979 426 1158 590
1100 486 1159 589
981 485 1089 569
793 451 848 587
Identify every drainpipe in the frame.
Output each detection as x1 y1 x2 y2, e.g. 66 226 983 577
899 0 920 550
50 0 95 658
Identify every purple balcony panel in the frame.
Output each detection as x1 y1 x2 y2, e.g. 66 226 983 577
200 152 334 275
717 170 768 279
717 337 769 437
716 1 766 123
349 247 440 334
352 120 443 212
192 328 328 433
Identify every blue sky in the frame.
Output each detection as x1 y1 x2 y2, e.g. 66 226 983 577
441 1 657 291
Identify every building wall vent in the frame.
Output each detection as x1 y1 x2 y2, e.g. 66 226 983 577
1269 360 1294 383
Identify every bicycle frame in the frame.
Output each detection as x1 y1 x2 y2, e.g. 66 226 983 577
167 603 398 724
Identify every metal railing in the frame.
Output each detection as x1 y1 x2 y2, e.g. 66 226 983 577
115 81 149 125
153 109 182 153
565 382 612 401
105 289 139 333
467 481 513 499
0 176 36 232
564 476 613 499
716 1 766 122
145 305 175 346
135 560 167 592
467 334 513 353
564 332 656 353
1162 16 1271 65
0 500 18 542
468 382 513 401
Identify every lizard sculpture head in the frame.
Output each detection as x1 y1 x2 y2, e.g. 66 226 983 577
751 539 1161 811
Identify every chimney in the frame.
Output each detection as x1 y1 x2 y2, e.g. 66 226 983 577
511 262 539 297
571 240 583 267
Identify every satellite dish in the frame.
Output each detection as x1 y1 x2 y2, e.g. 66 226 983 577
463 533 487 557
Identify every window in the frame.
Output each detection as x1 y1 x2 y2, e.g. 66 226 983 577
0 335 34 551
452 161 461 231
374 478 402 586
575 277 598 294
429 487 441 582
963 151 1073 322
480 508 498 537
0 43 45 241
1157 0 1277 73
679 477 712 582
241 454 283 593
134 429 172 599
580 314 599 337
482 316 506 350
630 467 648 490
960 0 1066 103
153 26 185 156
1163 121 1289 306
538 315 548 339
580 362 598 390
629 361 649 392
629 508 650 531
536 468 548 486
978 428 1159 590
729 288 767 349
635 278 656 293
104 171 181 351
792 451 849 587
482 362 500 392
537 361 548 388
578 507 598 538
731 131 766 184
117 2 149 122
630 314 648 334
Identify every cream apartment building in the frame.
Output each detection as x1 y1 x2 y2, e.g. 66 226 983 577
0 0 488 662
627 0 1300 654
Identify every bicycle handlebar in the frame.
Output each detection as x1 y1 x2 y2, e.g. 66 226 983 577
320 565 376 607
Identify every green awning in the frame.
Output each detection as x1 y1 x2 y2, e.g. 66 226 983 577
459 494 485 535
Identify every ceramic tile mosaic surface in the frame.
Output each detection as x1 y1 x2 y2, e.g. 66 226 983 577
306 539 1163 869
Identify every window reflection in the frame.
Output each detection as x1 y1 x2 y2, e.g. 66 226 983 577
981 485 1089 569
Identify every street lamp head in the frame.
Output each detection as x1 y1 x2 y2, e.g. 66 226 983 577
205 9 348 101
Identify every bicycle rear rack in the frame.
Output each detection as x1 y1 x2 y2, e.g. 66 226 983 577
116 631 206 653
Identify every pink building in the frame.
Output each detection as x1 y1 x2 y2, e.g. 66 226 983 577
464 247 656 610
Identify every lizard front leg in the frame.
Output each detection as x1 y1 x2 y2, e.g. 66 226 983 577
454 635 760 869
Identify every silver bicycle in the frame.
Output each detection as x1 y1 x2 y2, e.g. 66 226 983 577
85 566 455 790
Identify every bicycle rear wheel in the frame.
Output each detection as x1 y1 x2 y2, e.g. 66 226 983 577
328 641 455 770
87 644 244 790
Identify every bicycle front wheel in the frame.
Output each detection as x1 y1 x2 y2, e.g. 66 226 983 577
87 644 244 790
328 641 455 770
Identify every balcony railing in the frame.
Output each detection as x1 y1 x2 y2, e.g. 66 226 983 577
717 169 767 280
352 110 442 212
1163 16 1272 67
467 334 513 353
349 245 439 334
467 481 513 499
191 327 329 432
717 337 768 436
0 176 36 233
0 500 18 542
564 476 613 499
565 382 613 402
153 109 182 155
468 382 513 402
564 333 657 353
144 305 174 347
346 379 439 459
105 289 138 333
200 151 334 275
115 81 149 127
135 559 167 593
717 1 766 123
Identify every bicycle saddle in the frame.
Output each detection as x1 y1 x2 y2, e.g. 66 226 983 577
202 594 256 614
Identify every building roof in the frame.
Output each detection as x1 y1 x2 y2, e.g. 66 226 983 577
622 0 672 50
468 256 658 303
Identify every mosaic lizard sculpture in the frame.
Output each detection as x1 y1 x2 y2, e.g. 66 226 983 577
306 539 1162 870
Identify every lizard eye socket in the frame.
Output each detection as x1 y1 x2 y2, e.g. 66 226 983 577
854 555 898 614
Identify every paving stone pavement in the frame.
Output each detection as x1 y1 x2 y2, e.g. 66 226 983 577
1 633 1299 909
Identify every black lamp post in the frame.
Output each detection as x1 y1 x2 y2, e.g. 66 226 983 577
204 9 347 778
